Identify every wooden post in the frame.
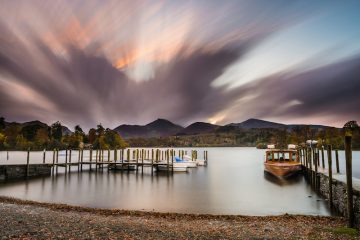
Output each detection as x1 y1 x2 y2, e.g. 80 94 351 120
65 149 68 172
167 150 169 172
52 149 55 174
127 149 130 172
171 149 174 172
81 149 84 171
321 146 325 169
43 149 46 164
114 149 117 163
95 149 98 171
314 149 318 190
345 134 354 227
327 145 333 208
141 149 144 172
26 148 30 177
89 149 92 171
69 149 72 172
56 149 59 173
6 151 9 160
309 148 313 184
151 149 154 174
78 149 80 172
335 149 340 174
136 149 139 172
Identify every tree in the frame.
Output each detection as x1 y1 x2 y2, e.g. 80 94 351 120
4 124 21 148
88 128 97 144
21 124 45 141
75 125 84 135
0 133 6 150
0 117 5 130
51 121 63 141
96 124 105 136
34 128 50 147
104 129 128 149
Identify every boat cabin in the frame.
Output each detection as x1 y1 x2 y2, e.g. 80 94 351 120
265 150 299 162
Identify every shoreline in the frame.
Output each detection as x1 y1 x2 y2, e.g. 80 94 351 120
0 195 359 239
0 195 336 220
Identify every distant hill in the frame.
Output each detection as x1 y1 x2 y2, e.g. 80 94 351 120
228 118 286 129
114 119 184 139
1 119 73 136
180 122 219 135
115 118 335 139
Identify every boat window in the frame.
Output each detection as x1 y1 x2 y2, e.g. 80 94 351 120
279 152 284 161
274 152 279 161
267 153 273 161
284 153 290 161
292 153 297 161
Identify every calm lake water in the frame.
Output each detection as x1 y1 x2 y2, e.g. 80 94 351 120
0 147 358 216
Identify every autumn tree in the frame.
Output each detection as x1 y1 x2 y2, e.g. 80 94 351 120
51 121 63 141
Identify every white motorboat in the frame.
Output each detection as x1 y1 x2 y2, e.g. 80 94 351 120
157 162 188 172
183 155 205 166
180 156 198 168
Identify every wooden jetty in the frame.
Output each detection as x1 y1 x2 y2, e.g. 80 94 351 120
3 148 209 176
298 121 359 229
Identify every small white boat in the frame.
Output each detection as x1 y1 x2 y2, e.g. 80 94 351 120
183 155 205 166
157 162 188 172
181 155 198 168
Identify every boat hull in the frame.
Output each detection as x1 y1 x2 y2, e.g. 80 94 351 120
264 162 301 178
157 165 188 172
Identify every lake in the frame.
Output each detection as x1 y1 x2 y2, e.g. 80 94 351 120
0 147 358 216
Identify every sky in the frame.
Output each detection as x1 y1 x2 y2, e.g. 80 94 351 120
0 0 360 130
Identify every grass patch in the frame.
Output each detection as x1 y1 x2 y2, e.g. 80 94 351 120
328 227 358 236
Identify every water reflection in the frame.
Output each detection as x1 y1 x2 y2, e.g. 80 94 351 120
263 171 303 186
0 148 334 216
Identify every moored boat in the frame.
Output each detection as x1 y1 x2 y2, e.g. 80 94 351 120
183 155 206 166
157 162 188 172
264 145 301 178
176 156 197 168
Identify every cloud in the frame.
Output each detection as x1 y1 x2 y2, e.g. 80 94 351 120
220 55 360 126
0 0 357 129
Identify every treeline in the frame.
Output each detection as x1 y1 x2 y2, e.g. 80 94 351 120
127 125 360 149
0 117 128 150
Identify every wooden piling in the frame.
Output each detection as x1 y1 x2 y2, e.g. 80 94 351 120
321 146 325 169
78 149 81 172
327 145 333 208
141 149 144 172
69 149 72 172
26 148 30 177
95 150 98 171
89 149 92 171
127 149 130 172
314 149 318 190
65 149 68 172
52 149 55 174
335 149 340 174
56 149 59 173
345 134 354 227
43 149 46 164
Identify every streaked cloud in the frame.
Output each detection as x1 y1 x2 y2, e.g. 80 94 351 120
0 0 359 129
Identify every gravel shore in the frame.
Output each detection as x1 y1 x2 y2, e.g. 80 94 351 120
0 196 358 239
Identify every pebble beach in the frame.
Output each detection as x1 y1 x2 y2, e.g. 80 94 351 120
0 196 358 240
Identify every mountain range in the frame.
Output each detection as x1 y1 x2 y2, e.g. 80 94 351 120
2 117 335 139
114 118 334 139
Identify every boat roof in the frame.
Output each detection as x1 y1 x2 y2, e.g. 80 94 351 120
266 149 297 152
